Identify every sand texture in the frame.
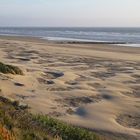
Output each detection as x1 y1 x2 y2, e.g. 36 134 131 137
0 36 140 140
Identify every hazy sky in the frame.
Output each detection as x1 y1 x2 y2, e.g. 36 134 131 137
0 0 140 27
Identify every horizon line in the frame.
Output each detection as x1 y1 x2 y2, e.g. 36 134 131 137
0 26 140 28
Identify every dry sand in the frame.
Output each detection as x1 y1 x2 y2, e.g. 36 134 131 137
0 36 140 139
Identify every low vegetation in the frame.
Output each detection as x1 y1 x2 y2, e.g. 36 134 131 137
0 96 105 140
0 62 23 75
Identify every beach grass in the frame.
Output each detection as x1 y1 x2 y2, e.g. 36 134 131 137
0 62 23 75
0 96 104 140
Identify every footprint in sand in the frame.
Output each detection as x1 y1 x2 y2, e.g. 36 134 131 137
16 94 35 100
56 95 102 108
131 74 140 83
43 70 64 79
14 82 25 87
65 80 78 85
87 82 105 89
116 113 140 130
37 78 54 85
122 86 140 98
131 74 140 79
108 65 135 74
90 71 116 80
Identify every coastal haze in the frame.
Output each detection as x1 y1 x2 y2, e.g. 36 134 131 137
0 0 140 27
0 0 140 140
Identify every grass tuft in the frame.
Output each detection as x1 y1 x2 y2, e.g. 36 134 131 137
0 62 23 75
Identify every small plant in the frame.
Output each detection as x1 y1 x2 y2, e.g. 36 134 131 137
0 62 23 75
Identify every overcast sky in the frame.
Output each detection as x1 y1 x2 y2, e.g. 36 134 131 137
0 0 140 27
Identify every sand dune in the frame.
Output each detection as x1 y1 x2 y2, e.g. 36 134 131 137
0 36 140 139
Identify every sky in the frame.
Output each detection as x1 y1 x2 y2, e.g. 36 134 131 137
0 0 140 27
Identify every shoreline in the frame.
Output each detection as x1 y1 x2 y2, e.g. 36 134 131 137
1 35 140 56
0 36 140 139
0 34 139 47
1 35 140 60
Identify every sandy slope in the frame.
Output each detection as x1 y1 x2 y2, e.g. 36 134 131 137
0 36 140 139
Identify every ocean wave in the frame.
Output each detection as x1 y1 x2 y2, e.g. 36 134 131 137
0 27 140 44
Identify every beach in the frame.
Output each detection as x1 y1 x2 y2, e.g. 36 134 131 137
0 36 140 139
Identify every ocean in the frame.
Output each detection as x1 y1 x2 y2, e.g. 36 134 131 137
0 27 140 45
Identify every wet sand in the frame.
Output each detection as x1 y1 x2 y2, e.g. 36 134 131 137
0 36 140 139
